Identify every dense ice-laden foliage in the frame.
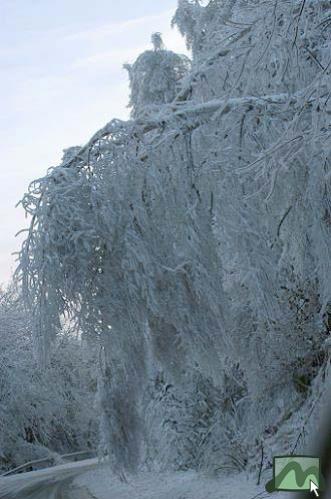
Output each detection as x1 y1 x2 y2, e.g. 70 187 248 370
18 0 330 475
0 287 98 471
124 33 191 118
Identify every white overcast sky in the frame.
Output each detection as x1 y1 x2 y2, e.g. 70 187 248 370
0 0 188 285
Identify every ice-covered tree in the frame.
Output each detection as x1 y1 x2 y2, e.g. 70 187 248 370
18 0 330 476
172 0 205 54
0 287 98 471
125 33 191 117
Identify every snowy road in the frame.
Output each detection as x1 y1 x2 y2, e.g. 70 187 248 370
0 458 99 499
76 467 278 499
0 460 290 499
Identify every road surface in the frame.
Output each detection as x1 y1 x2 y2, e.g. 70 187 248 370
0 458 99 499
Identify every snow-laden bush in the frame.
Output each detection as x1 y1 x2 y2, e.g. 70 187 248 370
0 287 98 471
17 0 330 476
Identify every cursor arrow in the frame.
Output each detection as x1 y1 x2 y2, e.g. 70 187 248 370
310 479 319 497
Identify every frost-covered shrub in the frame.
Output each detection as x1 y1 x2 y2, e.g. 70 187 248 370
0 287 98 471
144 367 249 472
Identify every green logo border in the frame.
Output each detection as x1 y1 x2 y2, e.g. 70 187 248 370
265 454 321 493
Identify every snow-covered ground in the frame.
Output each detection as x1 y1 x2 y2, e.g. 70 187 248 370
76 467 289 499
0 460 298 499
